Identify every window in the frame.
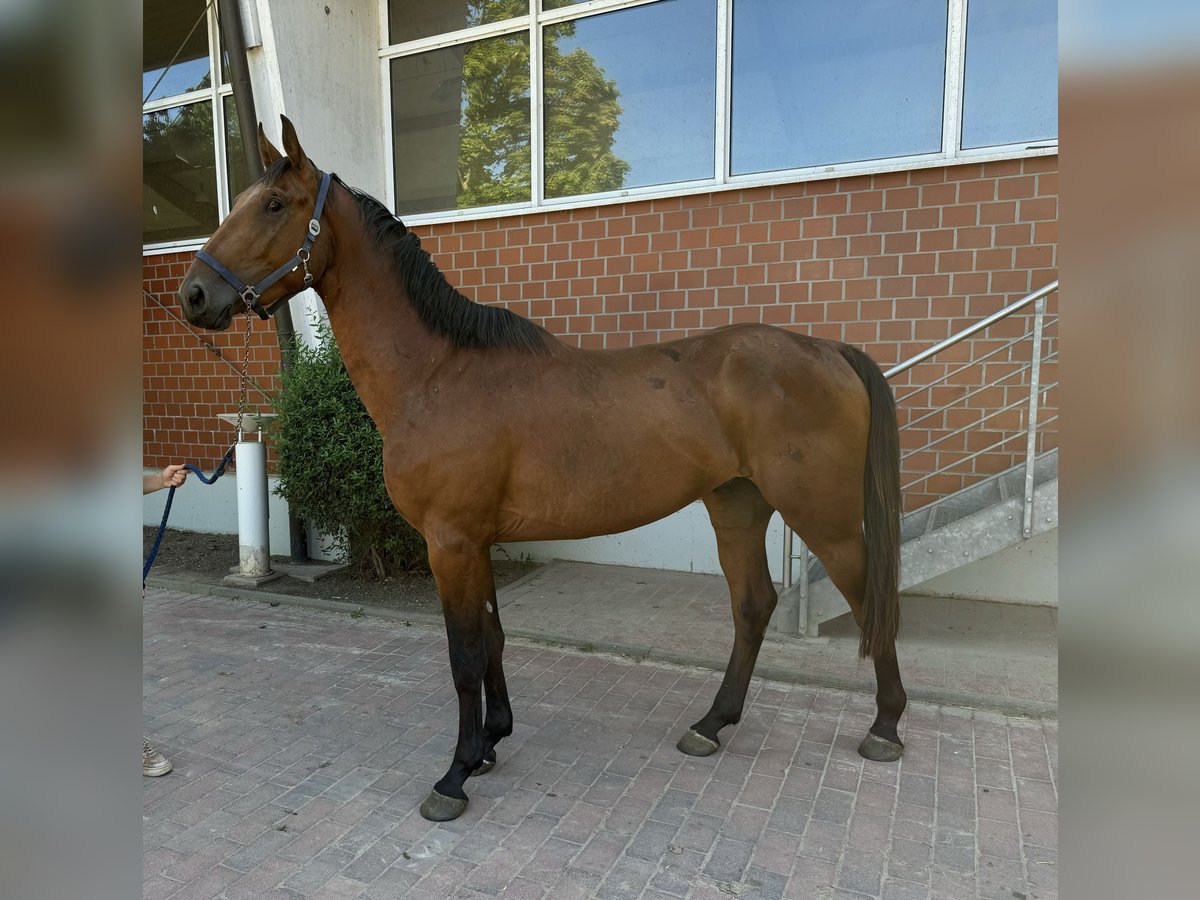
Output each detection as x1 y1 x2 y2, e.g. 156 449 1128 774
543 0 716 197
390 32 532 215
961 0 1058 149
143 0 250 247
731 0 946 175
383 0 1059 220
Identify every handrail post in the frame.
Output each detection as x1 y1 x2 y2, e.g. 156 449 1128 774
782 526 793 593
1021 296 1046 538
797 541 812 637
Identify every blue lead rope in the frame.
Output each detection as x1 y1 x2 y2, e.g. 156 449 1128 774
143 448 236 585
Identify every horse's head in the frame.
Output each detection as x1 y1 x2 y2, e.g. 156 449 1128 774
179 116 332 331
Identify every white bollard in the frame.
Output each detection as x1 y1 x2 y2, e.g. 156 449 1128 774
234 439 272 576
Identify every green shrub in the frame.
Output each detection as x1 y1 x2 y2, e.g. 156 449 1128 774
273 322 427 576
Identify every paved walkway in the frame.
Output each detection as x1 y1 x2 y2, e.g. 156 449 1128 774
496 563 1057 717
144 584 1058 900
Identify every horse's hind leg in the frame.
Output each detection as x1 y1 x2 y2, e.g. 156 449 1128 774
678 478 777 757
806 532 907 762
476 596 512 775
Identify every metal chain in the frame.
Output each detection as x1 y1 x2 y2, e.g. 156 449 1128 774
229 309 255 451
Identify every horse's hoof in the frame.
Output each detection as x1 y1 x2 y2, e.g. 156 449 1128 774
858 733 904 762
419 790 468 821
676 729 720 757
472 753 496 776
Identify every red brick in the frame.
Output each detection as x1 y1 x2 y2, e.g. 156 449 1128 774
901 254 936 275
850 191 884 213
869 211 905 233
815 194 848 216
802 216 834 238
909 167 947 185
832 258 864 279
1015 246 1054 269
980 201 1017 225
1021 155 1058 173
808 236 844 259
883 274 916 300
918 229 954 252
1019 197 1057 221
845 278 879 300
905 207 940 230
952 272 989 295
920 183 957 206
867 255 900 277
1033 221 1058 244
942 205 978 227
836 213 869 235
812 280 844 302
955 226 992 249
977 248 1015 270
884 232 917 254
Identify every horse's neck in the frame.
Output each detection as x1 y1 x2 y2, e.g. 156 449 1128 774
317 231 449 433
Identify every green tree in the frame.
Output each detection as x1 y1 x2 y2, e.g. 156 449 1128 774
542 36 630 198
454 0 628 207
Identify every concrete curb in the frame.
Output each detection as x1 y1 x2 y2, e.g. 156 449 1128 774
146 573 1056 720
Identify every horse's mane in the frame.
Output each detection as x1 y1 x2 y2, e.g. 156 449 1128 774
325 170 549 354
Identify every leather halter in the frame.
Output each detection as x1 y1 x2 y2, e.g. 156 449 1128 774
195 170 332 320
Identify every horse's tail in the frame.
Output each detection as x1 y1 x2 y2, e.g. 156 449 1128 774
838 344 902 659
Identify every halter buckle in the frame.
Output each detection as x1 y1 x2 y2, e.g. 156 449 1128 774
239 285 260 305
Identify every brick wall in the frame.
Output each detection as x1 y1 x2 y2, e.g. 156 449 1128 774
143 155 1058 509
143 252 282 471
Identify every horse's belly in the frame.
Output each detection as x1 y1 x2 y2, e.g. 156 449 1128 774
497 447 731 542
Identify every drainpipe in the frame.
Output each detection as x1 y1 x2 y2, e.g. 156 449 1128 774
217 0 309 562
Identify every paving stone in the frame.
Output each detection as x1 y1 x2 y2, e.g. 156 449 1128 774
144 586 1057 900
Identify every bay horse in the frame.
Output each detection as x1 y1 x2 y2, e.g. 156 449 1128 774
179 117 907 822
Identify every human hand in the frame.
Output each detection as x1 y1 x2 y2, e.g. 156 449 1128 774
160 464 188 489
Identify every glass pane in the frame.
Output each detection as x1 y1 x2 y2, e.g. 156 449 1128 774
731 0 946 175
143 0 212 103
544 0 716 199
224 95 251 203
390 33 531 215
961 0 1057 149
388 0 528 45
143 102 218 244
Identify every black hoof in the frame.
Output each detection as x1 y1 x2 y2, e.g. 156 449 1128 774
419 790 468 821
858 732 904 762
472 753 496 776
676 729 720 757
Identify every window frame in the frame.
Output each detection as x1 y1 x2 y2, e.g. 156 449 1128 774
379 0 1057 226
142 3 239 253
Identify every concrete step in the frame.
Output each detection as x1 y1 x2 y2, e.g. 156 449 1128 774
772 450 1058 637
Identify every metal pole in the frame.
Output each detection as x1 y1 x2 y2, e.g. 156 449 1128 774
217 0 309 561
234 438 272 577
1021 297 1046 538
782 526 793 592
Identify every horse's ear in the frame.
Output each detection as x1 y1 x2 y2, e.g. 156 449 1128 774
258 122 282 168
280 115 306 169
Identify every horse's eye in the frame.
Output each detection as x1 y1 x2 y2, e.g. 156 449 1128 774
266 198 284 213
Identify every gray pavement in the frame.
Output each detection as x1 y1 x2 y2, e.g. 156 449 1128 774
144 576 1058 900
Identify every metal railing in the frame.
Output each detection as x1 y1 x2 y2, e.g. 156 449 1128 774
781 280 1059 601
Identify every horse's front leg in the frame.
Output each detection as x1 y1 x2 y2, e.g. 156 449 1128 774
419 539 503 821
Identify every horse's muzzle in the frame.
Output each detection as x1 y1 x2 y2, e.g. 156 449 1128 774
178 274 234 331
